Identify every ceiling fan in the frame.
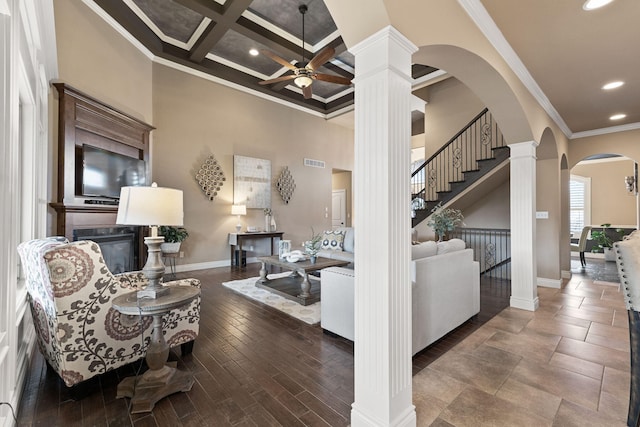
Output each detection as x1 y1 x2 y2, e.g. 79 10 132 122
258 4 352 99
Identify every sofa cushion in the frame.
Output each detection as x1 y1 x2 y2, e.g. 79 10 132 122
411 241 438 260
436 238 466 255
342 228 355 253
320 230 345 251
319 250 354 263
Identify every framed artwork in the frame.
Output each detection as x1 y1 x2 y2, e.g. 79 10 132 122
233 155 271 209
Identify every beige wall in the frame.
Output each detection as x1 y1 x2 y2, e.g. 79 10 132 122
152 64 354 265
53 0 153 123
461 181 510 229
571 159 637 227
424 77 485 157
53 0 354 267
536 158 562 279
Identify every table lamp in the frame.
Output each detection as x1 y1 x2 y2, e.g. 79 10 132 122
117 182 184 299
231 204 246 232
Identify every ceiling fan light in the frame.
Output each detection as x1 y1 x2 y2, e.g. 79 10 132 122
294 75 313 88
583 0 614 10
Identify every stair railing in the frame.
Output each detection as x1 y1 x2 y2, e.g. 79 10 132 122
450 227 511 280
411 108 506 203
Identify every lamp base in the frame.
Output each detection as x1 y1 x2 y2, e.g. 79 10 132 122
137 287 169 299
140 236 169 299
236 224 242 232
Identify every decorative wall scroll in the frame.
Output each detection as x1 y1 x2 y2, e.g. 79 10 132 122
195 155 225 201
233 155 271 209
276 166 296 204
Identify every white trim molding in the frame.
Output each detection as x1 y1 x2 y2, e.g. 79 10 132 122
457 0 571 138
537 277 562 289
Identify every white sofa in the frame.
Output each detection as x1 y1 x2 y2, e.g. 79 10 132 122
317 227 354 263
320 239 480 355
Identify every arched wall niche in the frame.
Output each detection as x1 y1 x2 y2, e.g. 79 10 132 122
538 127 559 161
536 127 562 281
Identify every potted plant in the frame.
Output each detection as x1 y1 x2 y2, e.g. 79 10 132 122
590 223 623 262
426 202 464 241
159 225 189 253
303 228 322 263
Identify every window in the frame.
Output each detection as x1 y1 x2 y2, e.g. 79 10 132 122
570 175 591 235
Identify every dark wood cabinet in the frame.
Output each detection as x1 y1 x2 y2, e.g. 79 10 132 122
51 83 154 270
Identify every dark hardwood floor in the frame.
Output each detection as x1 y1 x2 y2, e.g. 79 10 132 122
16 263 510 426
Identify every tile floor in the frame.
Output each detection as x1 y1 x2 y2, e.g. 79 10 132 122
413 265 630 426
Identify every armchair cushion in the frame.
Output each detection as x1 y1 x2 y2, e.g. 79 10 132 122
18 239 201 387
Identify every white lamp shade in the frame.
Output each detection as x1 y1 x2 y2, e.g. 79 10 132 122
116 184 184 226
231 204 246 216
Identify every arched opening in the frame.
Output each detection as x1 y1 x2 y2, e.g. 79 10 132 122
569 152 638 279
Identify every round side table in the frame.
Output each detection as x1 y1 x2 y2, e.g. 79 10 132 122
112 285 200 413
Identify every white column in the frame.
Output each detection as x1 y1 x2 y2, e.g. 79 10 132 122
350 26 417 427
509 141 539 311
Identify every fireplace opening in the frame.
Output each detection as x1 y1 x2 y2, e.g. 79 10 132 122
73 226 140 273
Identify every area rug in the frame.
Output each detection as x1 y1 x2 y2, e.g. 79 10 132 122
221 272 321 325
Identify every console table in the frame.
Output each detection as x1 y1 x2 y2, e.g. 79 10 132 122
228 231 284 267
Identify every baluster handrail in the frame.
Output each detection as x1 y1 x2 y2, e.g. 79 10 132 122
411 107 489 179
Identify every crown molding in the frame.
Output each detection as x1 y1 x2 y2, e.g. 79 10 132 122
457 0 572 138
82 0 154 60
571 121 640 140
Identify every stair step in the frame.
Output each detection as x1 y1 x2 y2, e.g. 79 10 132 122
411 111 510 228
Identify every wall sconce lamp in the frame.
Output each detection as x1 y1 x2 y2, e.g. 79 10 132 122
625 175 637 195
625 163 638 196
231 204 246 232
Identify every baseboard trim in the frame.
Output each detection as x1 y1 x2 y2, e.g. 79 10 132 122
537 277 562 289
510 296 540 311
561 270 572 279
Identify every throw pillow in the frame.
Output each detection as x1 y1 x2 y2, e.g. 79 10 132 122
320 230 345 251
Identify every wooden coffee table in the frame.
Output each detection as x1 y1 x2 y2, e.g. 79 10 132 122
256 255 350 305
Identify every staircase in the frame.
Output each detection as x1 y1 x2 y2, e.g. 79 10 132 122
411 108 509 227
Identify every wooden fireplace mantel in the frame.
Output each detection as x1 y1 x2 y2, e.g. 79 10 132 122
51 83 154 269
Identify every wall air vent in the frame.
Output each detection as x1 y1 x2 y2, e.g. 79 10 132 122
304 158 325 168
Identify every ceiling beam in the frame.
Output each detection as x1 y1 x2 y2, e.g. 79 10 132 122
180 0 254 62
93 0 163 51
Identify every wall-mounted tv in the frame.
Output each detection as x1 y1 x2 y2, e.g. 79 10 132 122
81 145 146 199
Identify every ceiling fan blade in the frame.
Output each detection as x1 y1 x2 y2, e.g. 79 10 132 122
260 50 297 71
314 73 352 85
303 85 313 99
307 46 335 71
259 74 297 85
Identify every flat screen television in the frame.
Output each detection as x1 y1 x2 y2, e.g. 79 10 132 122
81 145 146 199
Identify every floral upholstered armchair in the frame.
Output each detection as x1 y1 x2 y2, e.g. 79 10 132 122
17 238 200 387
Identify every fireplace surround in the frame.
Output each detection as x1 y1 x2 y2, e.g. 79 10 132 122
73 226 140 273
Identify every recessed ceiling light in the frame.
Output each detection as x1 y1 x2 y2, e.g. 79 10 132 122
610 113 626 121
249 48 259 56
602 81 624 90
583 0 614 10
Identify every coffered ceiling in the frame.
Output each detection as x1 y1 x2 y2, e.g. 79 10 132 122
86 0 639 138
89 0 436 116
